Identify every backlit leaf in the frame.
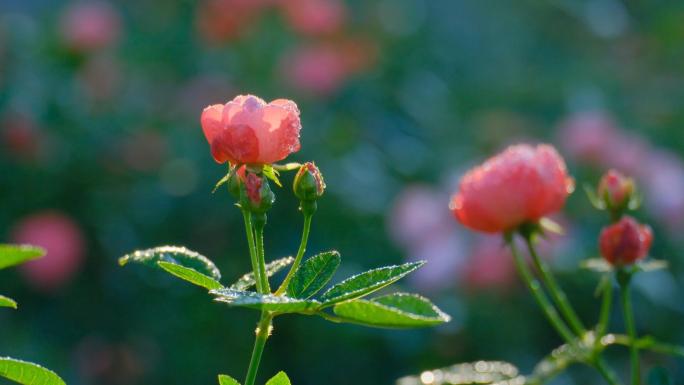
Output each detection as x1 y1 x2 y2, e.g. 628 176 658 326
119 246 221 280
158 261 223 290
395 361 523 385
0 357 66 385
218 374 241 385
332 293 450 328
0 244 45 270
0 295 17 309
287 251 340 299
266 371 291 385
320 261 424 305
230 257 294 291
211 288 321 313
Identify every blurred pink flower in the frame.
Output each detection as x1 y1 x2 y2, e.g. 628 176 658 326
406 234 465 293
11 211 85 292
59 1 122 52
388 185 454 249
280 0 347 36
639 150 684 229
77 55 122 102
601 133 649 175
462 235 516 291
280 39 376 95
195 0 268 43
557 111 620 165
450 144 574 233
1 112 44 160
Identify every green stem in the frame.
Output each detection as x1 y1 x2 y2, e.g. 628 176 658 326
275 213 312 295
594 358 622 385
242 210 263 293
524 236 586 336
244 312 273 385
620 278 640 385
506 236 576 345
597 276 613 338
254 214 270 293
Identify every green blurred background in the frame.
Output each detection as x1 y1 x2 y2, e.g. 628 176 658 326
1 0 684 384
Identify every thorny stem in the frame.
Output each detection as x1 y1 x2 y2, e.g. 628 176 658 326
275 213 313 295
619 275 640 385
524 235 586 336
242 210 263 293
253 214 271 293
506 235 576 345
244 312 273 385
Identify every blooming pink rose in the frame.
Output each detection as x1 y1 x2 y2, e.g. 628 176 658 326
59 1 121 52
599 216 653 266
201 95 301 164
280 0 347 36
450 144 574 233
11 211 85 291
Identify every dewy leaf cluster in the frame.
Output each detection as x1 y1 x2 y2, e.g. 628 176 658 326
0 244 67 385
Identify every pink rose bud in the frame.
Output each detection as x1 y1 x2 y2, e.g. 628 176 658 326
293 162 325 201
599 216 653 266
59 1 121 52
11 211 85 292
237 169 275 214
450 144 574 233
597 169 635 212
201 95 301 165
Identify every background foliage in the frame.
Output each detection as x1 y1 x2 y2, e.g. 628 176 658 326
1 0 684 384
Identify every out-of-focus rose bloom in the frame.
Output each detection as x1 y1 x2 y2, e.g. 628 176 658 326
639 151 684 229
450 144 574 233
1 113 43 160
388 185 454 249
178 74 234 117
598 169 634 210
11 211 86 291
121 131 168 172
599 216 653 266
77 55 122 102
195 0 267 43
557 111 619 164
201 95 301 164
280 44 348 95
280 40 376 96
59 1 121 52
406 234 466 293
462 235 516 291
602 133 649 175
280 0 347 36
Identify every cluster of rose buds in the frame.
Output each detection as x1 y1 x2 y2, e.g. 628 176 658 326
595 170 653 267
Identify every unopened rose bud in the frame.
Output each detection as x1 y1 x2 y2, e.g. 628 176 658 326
238 170 275 214
599 216 653 266
598 169 635 215
293 162 325 215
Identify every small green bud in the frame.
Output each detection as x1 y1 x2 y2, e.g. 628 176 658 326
239 170 275 214
293 162 325 202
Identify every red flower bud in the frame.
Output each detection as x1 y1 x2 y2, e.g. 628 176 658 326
597 169 634 212
293 162 325 201
237 168 275 213
599 216 653 266
450 144 574 233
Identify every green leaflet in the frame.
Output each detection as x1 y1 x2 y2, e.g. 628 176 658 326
211 288 321 313
218 374 241 385
0 357 66 385
332 293 450 328
119 245 221 280
231 257 294 291
157 261 223 290
0 294 17 309
320 261 425 305
0 244 45 270
287 251 340 299
395 361 522 385
265 371 291 385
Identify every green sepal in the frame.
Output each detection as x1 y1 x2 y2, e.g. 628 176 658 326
218 374 241 385
0 295 17 309
266 371 291 385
